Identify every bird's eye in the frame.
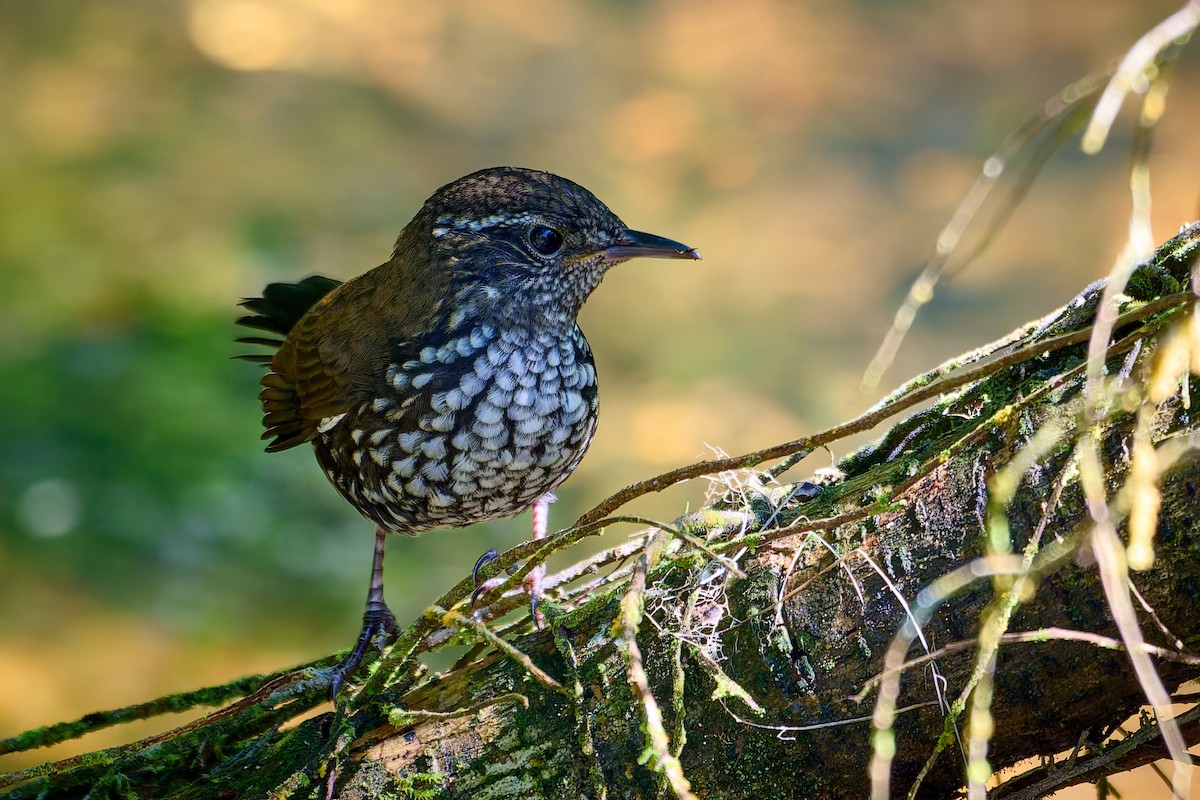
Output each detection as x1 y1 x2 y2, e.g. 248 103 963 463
527 224 564 256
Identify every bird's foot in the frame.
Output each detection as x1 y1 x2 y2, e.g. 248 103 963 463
329 603 399 699
472 548 500 585
524 563 546 630
469 548 544 629
470 548 510 610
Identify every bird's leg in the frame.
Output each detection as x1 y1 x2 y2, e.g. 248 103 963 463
525 493 552 629
330 526 398 698
469 494 553 627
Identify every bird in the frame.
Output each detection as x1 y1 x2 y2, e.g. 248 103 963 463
237 166 700 695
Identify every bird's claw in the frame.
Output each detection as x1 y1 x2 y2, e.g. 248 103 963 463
472 548 500 585
329 605 399 699
470 575 507 610
469 557 545 630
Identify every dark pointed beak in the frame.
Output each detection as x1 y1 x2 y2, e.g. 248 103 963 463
599 229 702 264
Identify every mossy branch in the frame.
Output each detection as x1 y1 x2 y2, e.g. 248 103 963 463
3 225 1200 799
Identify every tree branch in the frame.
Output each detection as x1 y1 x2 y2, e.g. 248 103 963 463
2 224 1199 800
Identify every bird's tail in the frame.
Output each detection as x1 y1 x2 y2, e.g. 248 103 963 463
235 275 341 363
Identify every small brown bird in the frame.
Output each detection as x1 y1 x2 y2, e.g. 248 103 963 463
237 167 700 693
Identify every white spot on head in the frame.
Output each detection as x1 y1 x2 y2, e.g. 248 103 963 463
439 211 536 233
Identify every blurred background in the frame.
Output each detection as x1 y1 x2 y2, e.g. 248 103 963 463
1 0 1198 793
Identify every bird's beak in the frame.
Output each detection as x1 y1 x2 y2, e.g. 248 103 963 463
599 229 702 264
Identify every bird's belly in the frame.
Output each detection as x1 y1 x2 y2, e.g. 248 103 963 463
321 334 599 533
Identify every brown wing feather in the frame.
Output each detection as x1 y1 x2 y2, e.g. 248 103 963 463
257 252 450 452
259 286 359 451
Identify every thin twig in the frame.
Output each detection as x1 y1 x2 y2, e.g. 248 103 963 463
618 556 697 800
576 292 1188 527
435 607 567 696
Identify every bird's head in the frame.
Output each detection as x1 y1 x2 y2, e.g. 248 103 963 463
395 167 701 323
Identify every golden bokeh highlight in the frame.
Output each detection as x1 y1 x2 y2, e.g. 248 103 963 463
606 90 701 164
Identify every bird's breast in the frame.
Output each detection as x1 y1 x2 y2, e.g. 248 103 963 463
320 324 599 533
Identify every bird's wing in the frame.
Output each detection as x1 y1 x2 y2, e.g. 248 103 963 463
254 279 373 452
239 260 449 453
236 275 363 452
